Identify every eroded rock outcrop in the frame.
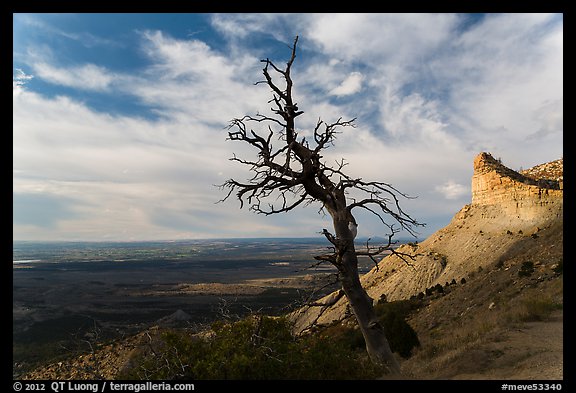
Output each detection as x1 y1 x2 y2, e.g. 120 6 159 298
471 152 562 224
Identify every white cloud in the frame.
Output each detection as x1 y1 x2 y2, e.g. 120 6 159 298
13 68 33 89
428 13 563 167
329 72 363 96
528 99 563 140
14 27 275 241
131 30 266 123
378 89 453 146
12 73 288 240
209 13 297 44
435 181 468 200
32 62 115 91
140 30 236 80
305 13 457 64
300 13 562 163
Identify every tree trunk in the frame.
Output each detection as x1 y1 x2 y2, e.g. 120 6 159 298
333 216 401 375
223 34 421 376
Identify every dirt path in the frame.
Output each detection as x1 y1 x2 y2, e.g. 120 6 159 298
451 310 563 380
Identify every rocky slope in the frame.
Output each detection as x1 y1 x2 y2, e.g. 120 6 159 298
291 152 563 333
400 215 563 379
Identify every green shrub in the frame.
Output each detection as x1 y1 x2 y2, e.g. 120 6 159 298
518 261 535 277
374 300 421 358
120 315 382 380
440 255 447 268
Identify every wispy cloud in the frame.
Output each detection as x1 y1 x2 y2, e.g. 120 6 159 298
435 181 468 200
305 13 457 64
131 30 266 122
329 72 364 97
32 62 116 91
13 68 33 90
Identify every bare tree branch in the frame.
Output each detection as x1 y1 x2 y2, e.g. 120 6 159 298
354 232 418 271
219 35 424 373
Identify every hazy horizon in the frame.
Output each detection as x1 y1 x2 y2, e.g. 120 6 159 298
13 235 423 244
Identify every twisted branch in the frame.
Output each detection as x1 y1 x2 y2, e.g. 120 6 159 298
219 34 424 275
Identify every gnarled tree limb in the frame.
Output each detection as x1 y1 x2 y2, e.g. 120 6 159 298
219 35 424 374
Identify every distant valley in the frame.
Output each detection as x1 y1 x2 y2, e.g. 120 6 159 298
13 237 388 376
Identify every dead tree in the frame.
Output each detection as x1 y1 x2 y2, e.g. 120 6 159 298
220 36 423 374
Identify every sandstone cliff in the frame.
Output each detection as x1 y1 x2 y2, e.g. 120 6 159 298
291 152 563 333
471 152 562 223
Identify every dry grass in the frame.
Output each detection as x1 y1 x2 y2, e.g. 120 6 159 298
516 296 559 322
400 268 562 379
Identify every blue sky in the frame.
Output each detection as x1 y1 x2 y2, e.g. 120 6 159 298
13 13 563 241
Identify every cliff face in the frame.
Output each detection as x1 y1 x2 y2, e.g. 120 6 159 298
471 152 562 224
291 152 563 333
